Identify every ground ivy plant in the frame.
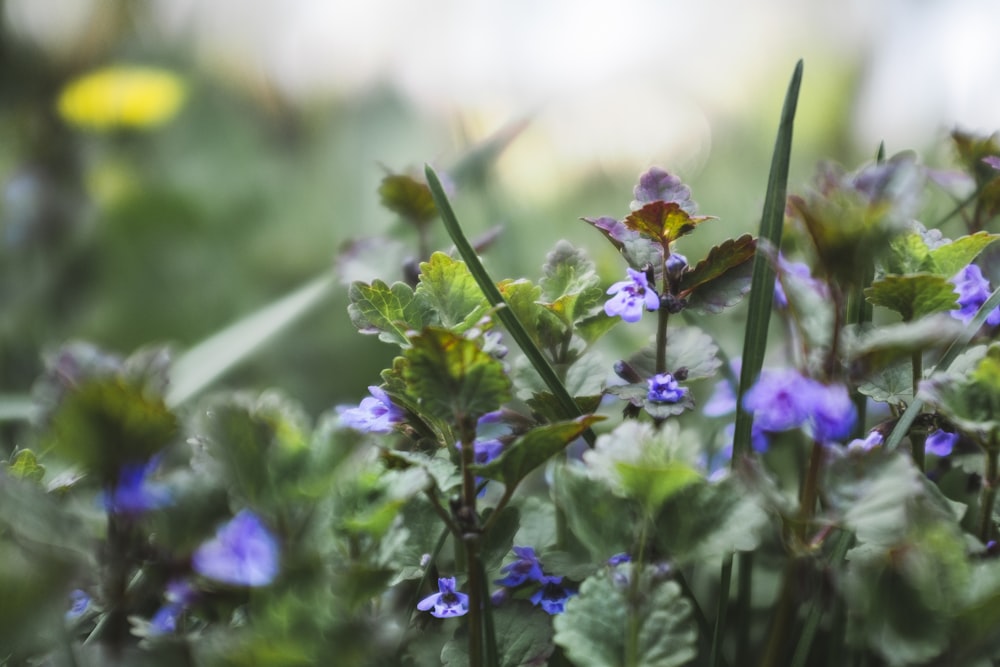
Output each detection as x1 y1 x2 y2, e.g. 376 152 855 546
4 61 1000 667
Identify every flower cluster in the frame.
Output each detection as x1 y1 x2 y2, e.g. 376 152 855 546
647 372 688 404
743 369 856 445
493 546 575 615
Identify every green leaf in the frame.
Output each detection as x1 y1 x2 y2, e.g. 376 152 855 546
553 566 698 667
624 201 713 247
926 231 1000 276
443 602 554 667
845 316 965 377
864 273 958 321
480 505 521 572
416 252 492 331
582 421 703 513
348 279 426 347
921 343 1000 440
498 279 543 342
7 449 45 483
628 326 721 381
857 361 912 407
168 273 334 406
885 232 932 275
427 166 594 445
46 377 178 479
403 327 512 422
539 241 603 325
383 449 461 494
551 463 638 560
378 173 437 224
654 476 768 564
575 311 619 345
473 415 603 488
678 234 756 314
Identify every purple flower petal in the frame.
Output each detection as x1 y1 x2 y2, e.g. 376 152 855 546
101 457 172 516
495 546 545 587
337 386 404 433
926 429 958 457
647 373 688 404
530 575 575 615
604 268 659 323
192 510 279 587
417 577 469 618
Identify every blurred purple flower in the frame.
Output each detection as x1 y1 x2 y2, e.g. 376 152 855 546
495 546 545 587
704 359 742 417
417 577 469 618
983 156 1000 171
66 589 90 620
149 602 184 635
666 252 688 278
338 386 404 433
774 255 825 310
647 372 688 404
192 510 279 587
926 429 958 457
743 370 856 443
847 431 883 452
604 268 659 323
102 456 171 516
607 553 631 566
530 575 575 615
631 167 697 214
949 264 1000 326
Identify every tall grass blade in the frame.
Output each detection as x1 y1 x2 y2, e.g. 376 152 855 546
711 59 803 667
166 273 335 407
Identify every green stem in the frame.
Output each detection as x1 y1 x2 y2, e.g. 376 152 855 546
980 445 999 543
734 552 754 661
656 253 670 374
426 165 595 446
756 561 798 667
459 419 484 667
797 439 825 542
709 555 734 667
911 350 926 471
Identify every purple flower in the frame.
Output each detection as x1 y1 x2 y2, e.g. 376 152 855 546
949 264 1000 326
66 589 90 620
743 370 856 443
926 429 958 457
417 577 469 618
774 256 819 310
647 373 688 404
742 369 817 434
847 431 884 452
530 575 575 615
983 156 1000 171
807 382 857 443
704 359 742 418
337 386 404 433
666 252 688 278
192 510 279 587
631 167 697 214
495 546 545 587
102 456 171 516
474 439 504 465
149 602 183 635
604 268 659 323
607 553 631 566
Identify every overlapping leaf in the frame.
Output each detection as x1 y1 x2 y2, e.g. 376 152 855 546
415 252 491 331
623 201 713 247
864 274 959 321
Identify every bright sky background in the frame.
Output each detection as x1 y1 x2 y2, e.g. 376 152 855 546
8 0 1000 174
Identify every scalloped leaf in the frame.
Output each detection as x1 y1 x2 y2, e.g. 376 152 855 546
472 415 603 488
921 343 1000 439
846 316 965 375
443 602 554 667
627 327 721 381
415 252 491 331
927 232 1000 277
540 241 601 303
678 234 757 296
402 327 511 422
348 279 428 346
623 201 713 247
378 173 437 224
7 450 45 483
857 361 912 407
553 566 698 667
498 279 543 342
551 463 638 559
885 232 932 275
864 273 959 321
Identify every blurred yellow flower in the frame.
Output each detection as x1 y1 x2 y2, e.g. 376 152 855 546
57 66 186 131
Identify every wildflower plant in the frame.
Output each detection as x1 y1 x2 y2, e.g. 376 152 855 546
6 59 1000 667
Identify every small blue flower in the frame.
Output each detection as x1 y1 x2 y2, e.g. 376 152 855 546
66 589 90 620
607 553 631 566
192 510 279 587
102 456 172 516
149 602 184 635
704 359 741 418
926 429 958 457
604 268 659 323
417 577 469 618
847 431 884 452
647 372 688 404
949 264 1000 326
530 575 575 615
495 546 545 587
666 252 688 277
743 370 856 444
807 382 857 443
337 386 404 433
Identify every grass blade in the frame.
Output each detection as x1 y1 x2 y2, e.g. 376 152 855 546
711 59 803 667
166 273 335 407
425 165 595 446
0 394 37 422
